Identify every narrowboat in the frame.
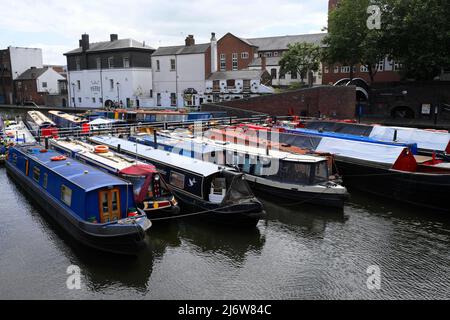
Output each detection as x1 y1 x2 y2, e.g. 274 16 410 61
0 116 6 164
48 110 88 129
50 138 180 219
25 111 58 138
3 119 36 144
232 125 450 212
89 135 265 227
296 120 450 158
131 129 349 209
5 145 152 254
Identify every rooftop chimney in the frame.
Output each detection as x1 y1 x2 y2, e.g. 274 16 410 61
185 35 195 46
110 34 118 42
81 34 89 51
79 39 82 48
210 32 218 73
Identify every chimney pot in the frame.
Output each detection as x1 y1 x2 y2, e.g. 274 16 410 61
110 34 118 42
185 35 195 46
81 34 90 51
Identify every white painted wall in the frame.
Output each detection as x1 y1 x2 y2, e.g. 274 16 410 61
152 53 206 108
9 47 43 80
67 68 153 108
36 68 65 94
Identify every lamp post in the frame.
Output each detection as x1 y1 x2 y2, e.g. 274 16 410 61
116 82 120 106
71 82 76 108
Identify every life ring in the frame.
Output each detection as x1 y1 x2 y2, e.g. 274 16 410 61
51 155 67 161
94 145 109 153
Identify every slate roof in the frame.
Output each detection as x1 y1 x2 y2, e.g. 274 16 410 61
16 67 49 80
65 39 154 55
207 70 266 80
245 33 327 51
152 43 210 56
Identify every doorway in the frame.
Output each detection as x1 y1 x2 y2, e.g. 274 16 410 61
98 189 121 223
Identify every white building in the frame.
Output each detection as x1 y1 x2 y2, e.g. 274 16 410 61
64 34 155 109
16 67 65 94
152 35 210 108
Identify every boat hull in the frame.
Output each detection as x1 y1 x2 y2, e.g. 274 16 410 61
6 161 149 255
245 179 347 209
172 189 264 227
335 158 450 212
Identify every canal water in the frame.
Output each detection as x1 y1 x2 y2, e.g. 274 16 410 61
1 166 449 300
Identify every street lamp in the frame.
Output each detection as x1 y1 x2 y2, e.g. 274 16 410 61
116 82 120 106
71 82 76 108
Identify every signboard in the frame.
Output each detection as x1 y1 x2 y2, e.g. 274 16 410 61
421 104 431 115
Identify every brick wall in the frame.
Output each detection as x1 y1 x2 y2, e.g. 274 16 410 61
203 86 356 119
217 33 256 71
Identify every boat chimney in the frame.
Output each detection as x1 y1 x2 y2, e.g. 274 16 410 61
117 144 121 154
393 129 398 141
153 129 158 148
45 137 49 150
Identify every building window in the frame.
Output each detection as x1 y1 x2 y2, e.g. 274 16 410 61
156 60 160 71
360 65 369 72
150 89 153 98
33 167 40 183
227 79 235 89
334 65 339 73
274 52 279 57
243 79 251 91
266 52 273 57
96 57 101 69
232 53 238 71
61 185 72 207
170 93 177 106
341 66 350 73
220 54 226 71
157 93 161 106
123 57 130 68
92 97 96 103
258 53 263 57
241 52 249 59
394 62 403 71
170 59 176 71
270 68 277 79
77 80 81 91
213 80 220 91
99 97 103 104
377 60 384 72
43 173 48 189
290 71 297 79
324 66 329 73
169 171 185 189
75 57 81 70
42 82 47 88
110 79 114 90
78 97 82 103
108 57 114 69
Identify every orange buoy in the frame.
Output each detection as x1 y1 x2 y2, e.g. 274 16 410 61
51 155 67 161
94 145 109 153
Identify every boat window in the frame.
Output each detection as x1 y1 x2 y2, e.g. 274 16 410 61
43 173 48 189
61 185 72 207
111 191 119 212
313 161 329 184
33 167 40 182
101 192 109 215
276 161 312 184
169 171 185 189
12 153 17 165
123 174 146 199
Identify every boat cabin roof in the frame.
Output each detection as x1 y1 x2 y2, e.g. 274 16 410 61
14 145 130 192
90 135 228 177
48 110 87 123
27 111 55 126
51 139 144 172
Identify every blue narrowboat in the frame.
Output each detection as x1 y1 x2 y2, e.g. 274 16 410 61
5 144 152 254
49 138 180 219
48 110 88 129
89 135 265 227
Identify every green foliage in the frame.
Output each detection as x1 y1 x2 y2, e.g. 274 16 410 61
279 42 321 85
323 0 450 81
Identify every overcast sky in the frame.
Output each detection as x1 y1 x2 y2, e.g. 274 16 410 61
0 0 329 65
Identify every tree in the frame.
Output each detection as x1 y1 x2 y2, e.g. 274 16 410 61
323 0 386 83
279 42 321 87
380 0 450 80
